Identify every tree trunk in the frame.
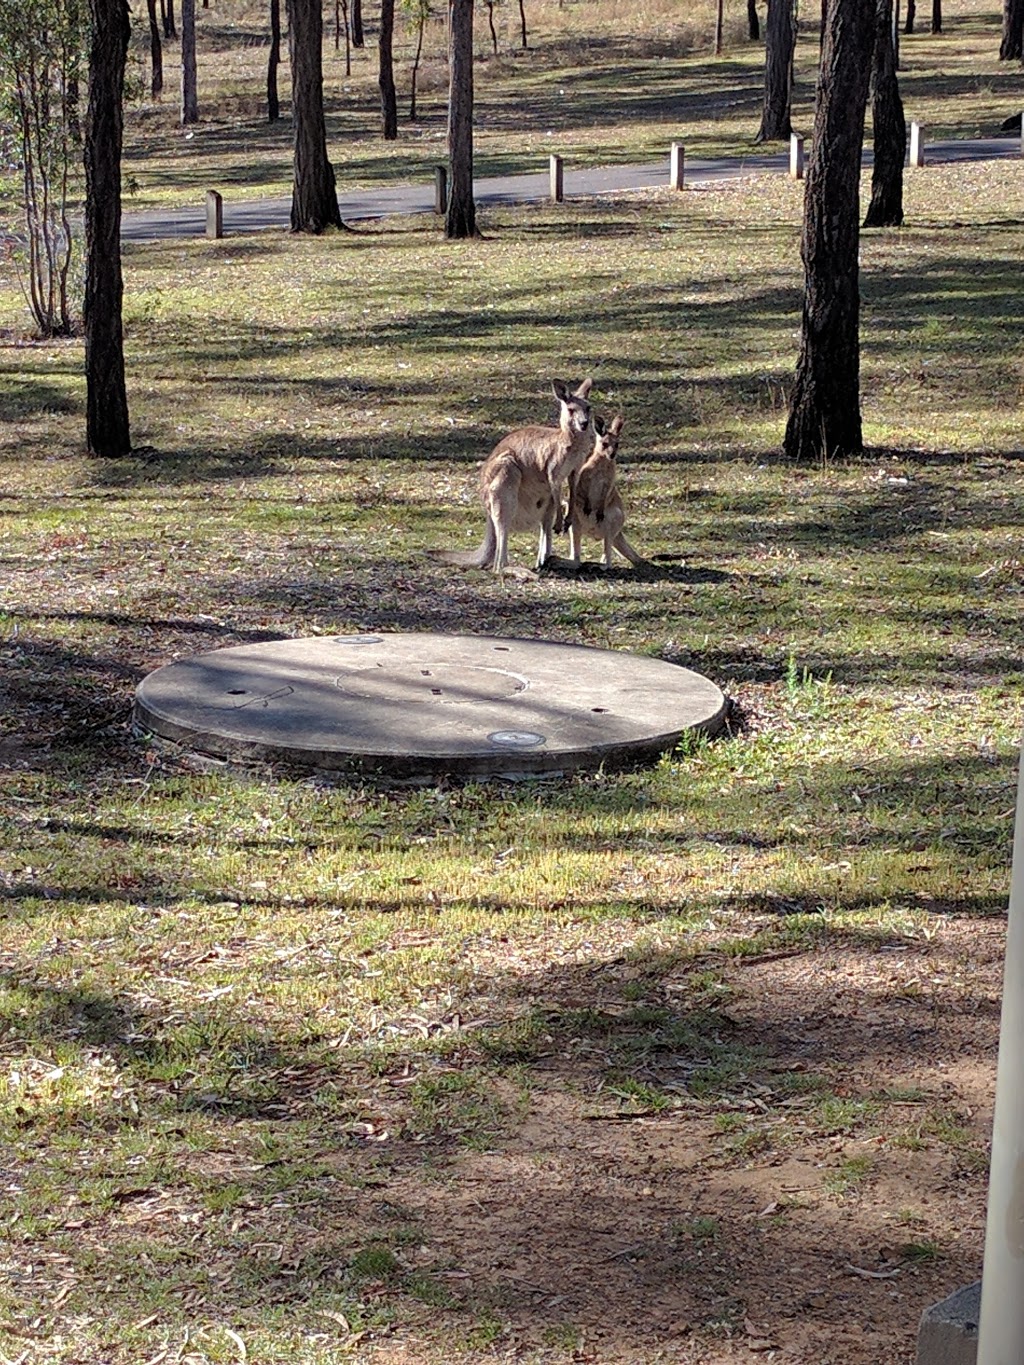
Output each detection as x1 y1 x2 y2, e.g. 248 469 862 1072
784 0 876 462
267 0 281 120
756 0 796 142
1000 0 1024 59
378 0 398 139
864 0 905 226
180 0 198 123
446 0 476 239
163 0 176 39
410 13 425 118
518 0 528 49
84 0 132 457
748 0 760 41
146 0 163 96
904 0 915 32
930 0 941 32
351 0 364 46
486 0 498 54
287 0 341 232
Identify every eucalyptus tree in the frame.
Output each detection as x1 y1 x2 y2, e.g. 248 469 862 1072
146 0 163 95
379 0 398 139
287 0 341 231
756 0 796 141
0 0 86 337
1001 0 1023 60
784 0 877 461
446 0 476 238
864 0 905 227
181 0 198 123
84 0 132 456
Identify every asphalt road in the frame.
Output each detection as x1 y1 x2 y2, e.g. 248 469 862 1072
120 135 1021 243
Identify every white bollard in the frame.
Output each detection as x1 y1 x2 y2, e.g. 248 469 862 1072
549 154 563 203
789 134 805 180
205 189 223 239
909 121 925 167
670 142 684 191
977 732 1024 1363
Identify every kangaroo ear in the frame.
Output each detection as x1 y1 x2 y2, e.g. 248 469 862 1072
593 413 606 437
552 379 570 403
574 377 594 398
610 415 624 435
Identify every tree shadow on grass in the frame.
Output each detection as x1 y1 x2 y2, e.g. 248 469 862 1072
0 910 997 1358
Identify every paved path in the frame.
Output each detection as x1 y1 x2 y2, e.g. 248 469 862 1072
121 135 1020 243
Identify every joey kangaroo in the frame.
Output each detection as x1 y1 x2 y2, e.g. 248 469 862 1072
566 413 644 568
431 378 594 574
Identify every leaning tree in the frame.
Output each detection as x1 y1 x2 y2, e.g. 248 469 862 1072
84 0 132 456
784 0 877 462
287 0 341 232
446 0 476 238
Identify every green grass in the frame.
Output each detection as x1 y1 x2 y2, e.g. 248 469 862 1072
0 17 1020 1359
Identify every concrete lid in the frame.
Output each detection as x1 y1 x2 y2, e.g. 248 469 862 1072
134 633 727 777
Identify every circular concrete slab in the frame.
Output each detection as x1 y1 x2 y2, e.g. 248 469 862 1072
134 634 727 777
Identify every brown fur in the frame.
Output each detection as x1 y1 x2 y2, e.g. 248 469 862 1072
566 413 643 568
431 378 594 574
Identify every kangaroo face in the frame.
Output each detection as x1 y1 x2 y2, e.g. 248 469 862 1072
593 413 624 461
552 377 593 438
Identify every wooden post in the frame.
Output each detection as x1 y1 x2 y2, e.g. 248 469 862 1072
205 189 223 238
670 142 684 191
909 121 925 167
434 164 447 214
789 134 804 179
549 154 563 203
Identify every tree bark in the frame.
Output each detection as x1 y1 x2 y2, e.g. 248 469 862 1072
287 0 341 232
267 0 281 120
446 0 476 238
351 0 364 46
748 0 760 41
146 0 163 96
784 0 876 462
756 0 796 142
378 0 398 139
931 0 941 32
864 0 905 226
1000 0 1024 59
180 0 198 123
904 0 915 32
84 0 131 457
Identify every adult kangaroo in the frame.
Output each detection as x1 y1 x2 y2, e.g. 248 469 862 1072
431 378 594 574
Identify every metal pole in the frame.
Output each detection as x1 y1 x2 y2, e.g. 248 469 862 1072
977 732 1024 1365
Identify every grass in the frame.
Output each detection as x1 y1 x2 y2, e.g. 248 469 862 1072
0 8 1021 1361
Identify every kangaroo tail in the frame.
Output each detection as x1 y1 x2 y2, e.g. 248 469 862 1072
428 521 497 570
614 533 645 566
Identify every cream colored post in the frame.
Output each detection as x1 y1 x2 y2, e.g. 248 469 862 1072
549 154 563 203
670 142 684 190
789 134 804 179
977 735 1024 1365
909 122 925 167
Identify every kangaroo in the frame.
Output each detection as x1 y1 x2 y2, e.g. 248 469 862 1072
431 378 594 574
565 413 644 568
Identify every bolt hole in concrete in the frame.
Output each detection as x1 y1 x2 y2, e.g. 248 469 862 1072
133 633 727 777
